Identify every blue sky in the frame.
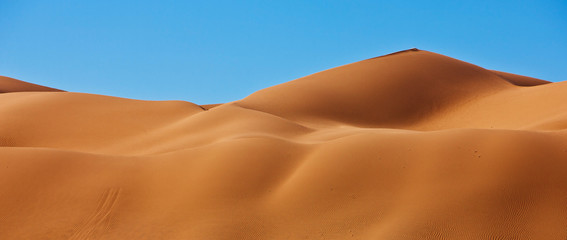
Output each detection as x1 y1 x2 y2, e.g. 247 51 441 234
1 0 566 104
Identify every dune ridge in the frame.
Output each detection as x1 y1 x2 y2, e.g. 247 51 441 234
0 76 63 93
1 50 567 239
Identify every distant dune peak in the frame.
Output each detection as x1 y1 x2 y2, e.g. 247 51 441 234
373 47 421 59
237 49 517 127
0 76 63 93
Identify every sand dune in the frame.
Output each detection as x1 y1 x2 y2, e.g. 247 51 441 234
0 76 62 93
1 49 567 239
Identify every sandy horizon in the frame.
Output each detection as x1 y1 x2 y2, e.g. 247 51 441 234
1 49 566 239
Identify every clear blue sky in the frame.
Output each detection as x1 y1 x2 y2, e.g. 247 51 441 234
1 0 566 104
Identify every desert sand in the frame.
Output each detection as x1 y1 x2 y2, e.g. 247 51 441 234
1 49 566 239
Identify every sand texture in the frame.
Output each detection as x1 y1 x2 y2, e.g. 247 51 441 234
1 50 566 239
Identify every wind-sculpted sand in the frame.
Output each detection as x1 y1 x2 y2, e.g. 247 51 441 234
1 50 566 239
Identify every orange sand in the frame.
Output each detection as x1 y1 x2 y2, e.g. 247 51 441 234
1 50 566 239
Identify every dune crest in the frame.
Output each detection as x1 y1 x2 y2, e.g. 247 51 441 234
1 50 567 239
0 76 63 93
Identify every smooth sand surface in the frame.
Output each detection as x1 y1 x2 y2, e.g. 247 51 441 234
1 49 566 239
0 76 63 93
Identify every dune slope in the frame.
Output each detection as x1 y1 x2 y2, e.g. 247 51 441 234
0 76 63 93
1 50 567 239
